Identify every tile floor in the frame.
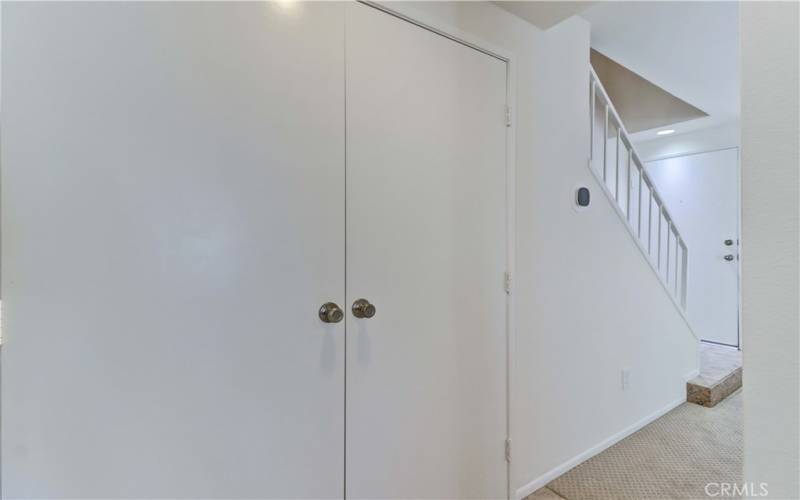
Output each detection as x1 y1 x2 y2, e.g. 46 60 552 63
687 342 742 407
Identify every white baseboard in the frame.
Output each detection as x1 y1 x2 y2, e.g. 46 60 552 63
514 396 686 499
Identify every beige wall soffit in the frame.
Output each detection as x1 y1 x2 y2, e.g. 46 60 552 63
591 49 707 133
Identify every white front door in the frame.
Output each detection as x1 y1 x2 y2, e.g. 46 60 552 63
646 148 740 347
345 4 509 498
2 3 345 497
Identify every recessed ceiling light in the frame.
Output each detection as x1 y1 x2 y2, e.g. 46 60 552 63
657 129 675 136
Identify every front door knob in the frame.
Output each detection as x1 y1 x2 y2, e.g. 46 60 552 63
319 302 344 323
352 298 376 319
724 254 735 261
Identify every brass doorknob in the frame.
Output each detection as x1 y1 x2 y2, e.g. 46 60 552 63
319 302 344 323
352 298 376 319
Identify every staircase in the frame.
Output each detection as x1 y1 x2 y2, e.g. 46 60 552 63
588 68 689 317
686 342 743 407
589 68 744 408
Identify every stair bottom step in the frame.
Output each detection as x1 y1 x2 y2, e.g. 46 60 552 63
687 367 742 407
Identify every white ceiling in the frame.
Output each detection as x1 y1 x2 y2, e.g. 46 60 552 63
581 1 740 143
493 2 593 30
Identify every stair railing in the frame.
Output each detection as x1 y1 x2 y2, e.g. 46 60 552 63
589 67 689 313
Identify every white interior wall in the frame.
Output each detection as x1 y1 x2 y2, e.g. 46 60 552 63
386 3 697 496
741 3 800 498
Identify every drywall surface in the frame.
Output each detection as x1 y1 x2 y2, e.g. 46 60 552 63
590 49 707 134
741 3 800 498
387 3 697 496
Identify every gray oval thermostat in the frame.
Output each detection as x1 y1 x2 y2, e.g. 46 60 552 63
576 187 590 207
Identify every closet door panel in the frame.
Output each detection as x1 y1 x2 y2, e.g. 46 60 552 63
1 3 345 498
345 4 509 498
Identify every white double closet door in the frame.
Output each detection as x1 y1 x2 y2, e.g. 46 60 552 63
2 2 507 499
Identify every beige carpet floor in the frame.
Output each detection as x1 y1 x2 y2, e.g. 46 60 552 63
543 390 743 500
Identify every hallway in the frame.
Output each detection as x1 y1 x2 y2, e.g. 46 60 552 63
1 2 796 498
528 390 743 499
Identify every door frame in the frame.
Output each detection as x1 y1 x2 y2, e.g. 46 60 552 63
645 146 742 349
357 2 518 497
